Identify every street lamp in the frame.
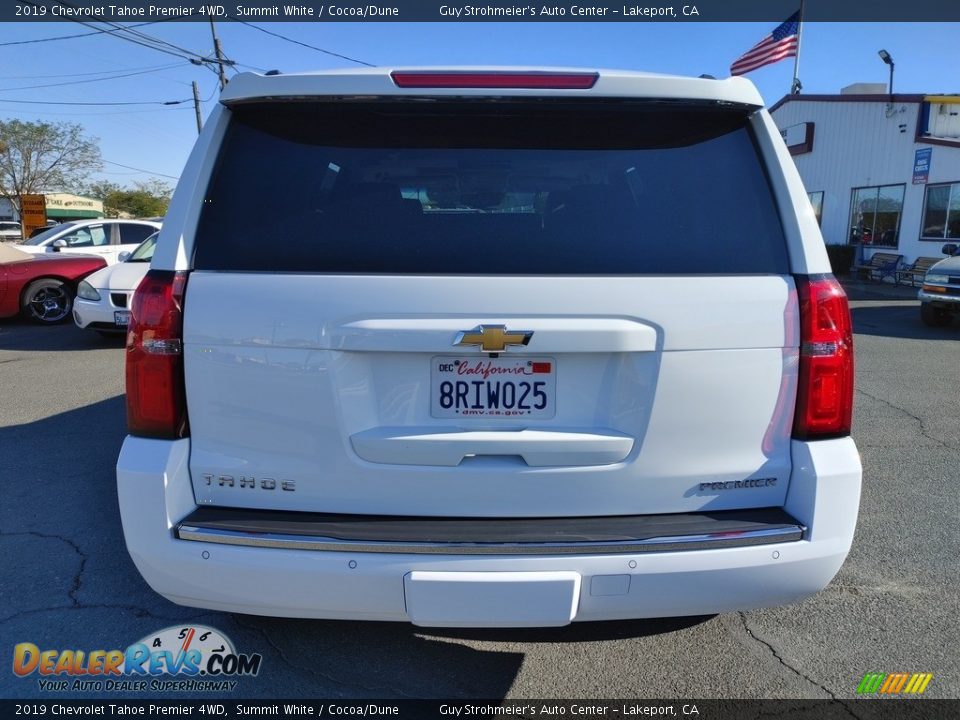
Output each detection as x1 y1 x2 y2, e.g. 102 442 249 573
878 49 895 95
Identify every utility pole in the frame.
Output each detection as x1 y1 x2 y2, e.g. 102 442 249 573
209 18 228 90
191 81 203 135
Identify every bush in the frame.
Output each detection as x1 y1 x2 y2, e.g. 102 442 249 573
825 244 856 276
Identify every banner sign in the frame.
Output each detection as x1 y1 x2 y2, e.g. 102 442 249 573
913 148 932 185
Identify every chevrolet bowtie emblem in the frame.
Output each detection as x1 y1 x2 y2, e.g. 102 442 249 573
454 325 533 353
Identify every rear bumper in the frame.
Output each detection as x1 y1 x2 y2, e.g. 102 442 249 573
117 437 861 626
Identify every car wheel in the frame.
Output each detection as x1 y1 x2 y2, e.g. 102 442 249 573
21 278 73 324
920 303 952 327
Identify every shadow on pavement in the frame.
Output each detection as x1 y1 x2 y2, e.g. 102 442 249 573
417 615 716 644
851 304 960 340
229 613 714 697
0 316 125 352
232 616 527 698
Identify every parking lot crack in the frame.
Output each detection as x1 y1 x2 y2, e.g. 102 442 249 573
0 604 185 626
738 613 862 717
856 388 960 453
1 530 86 608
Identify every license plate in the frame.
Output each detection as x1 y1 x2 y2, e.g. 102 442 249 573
431 356 556 419
114 310 130 326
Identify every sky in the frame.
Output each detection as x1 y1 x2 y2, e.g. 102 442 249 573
1 20 959 191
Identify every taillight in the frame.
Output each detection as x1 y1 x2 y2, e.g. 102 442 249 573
390 71 599 89
126 270 189 439
793 275 854 440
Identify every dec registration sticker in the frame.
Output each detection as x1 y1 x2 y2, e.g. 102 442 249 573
431 356 556 419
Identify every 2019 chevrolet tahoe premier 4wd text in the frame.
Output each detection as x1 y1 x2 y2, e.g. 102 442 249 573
117 68 862 627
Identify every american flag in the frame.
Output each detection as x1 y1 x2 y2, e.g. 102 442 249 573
730 14 800 76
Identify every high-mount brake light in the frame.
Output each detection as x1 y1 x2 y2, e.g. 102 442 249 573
390 71 599 89
793 275 854 440
126 270 189 439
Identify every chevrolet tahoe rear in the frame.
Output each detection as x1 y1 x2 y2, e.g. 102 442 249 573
116 68 862 627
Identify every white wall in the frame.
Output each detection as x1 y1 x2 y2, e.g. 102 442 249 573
772 98 960 264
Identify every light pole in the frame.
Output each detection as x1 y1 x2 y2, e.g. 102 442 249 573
878 49 895 96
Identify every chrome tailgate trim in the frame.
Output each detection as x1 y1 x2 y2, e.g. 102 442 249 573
177 507 805 555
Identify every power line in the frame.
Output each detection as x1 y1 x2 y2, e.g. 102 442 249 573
0 62 182 81
233 62 270 73
69 20 209 62
0 105 193 117
0 21 159 47
228 18 375 67
101 19 214 60
26 1 249 85
37 2 220 65
0 97 191 106
0 64 185 92
102 159 179 180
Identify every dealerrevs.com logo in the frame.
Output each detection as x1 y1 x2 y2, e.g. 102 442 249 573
12 625 262 692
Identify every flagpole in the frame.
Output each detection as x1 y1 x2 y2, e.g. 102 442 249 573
791 0 805 94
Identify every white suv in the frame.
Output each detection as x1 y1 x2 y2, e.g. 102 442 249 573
117 68 862 627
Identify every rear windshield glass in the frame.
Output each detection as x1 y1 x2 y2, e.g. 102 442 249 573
195 101 788 274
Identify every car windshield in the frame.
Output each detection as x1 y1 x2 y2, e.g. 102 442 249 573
127 233 158 262
24 222 78 246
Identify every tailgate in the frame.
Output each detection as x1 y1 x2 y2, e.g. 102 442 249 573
184 273 797 516
181 97 797 518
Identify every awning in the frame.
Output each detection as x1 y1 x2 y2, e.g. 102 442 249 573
46 208 103 219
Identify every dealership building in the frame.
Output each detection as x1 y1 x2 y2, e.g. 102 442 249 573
771 85 960 266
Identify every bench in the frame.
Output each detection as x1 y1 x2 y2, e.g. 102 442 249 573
852 252 902 282
896 256 941 287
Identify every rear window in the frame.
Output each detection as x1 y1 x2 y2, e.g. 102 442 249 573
194 100 788 274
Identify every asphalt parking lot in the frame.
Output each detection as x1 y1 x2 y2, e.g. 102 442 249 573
1 286 958 701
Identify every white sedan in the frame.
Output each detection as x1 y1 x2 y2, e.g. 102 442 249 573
19 219 160 265
73 232 156 335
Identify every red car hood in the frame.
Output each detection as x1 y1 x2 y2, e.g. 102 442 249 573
0 244 107 279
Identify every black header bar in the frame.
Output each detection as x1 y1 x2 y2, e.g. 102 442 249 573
1 700 955 719
8 0 960 22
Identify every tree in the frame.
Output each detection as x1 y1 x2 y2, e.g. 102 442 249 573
0 119 101 218
85 178 172 218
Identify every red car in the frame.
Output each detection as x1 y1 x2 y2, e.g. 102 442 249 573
0 243 107 324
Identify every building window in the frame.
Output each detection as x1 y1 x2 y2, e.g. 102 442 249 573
920 182 960 241
808 191 824 226
849 184 905 247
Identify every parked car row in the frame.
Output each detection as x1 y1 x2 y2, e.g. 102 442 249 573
0 219 161 326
